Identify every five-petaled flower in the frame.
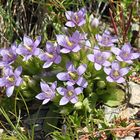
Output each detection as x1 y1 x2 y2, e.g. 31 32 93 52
57 62 88 88
95 30 118 47
56 30 86 53
104 61 129 83
0 43 17 67
36 81 57 104
65 8 86 27
57 85 83 105
87 46 111 70
0 66 23 97
16 35 41 61
111 43 139 63
39 42 61 68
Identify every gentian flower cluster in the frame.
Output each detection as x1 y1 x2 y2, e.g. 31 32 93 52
87 46 111 70
39 42 61 68
0 43 17 67
65 8 86 27
57 86 83 105
96 30 118 47
56 30 87 53
36 81 57 104
111 43 139 63
16 35 41 61
57 62 87 88
0 66 22 97
0 7 139 108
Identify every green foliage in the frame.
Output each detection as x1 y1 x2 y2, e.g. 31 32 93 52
101 88 125 107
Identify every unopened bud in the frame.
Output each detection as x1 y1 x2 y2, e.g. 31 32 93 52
97 80 106 89
91 18 99 28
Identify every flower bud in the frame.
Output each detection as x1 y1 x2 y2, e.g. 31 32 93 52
91 18 99 28
97 80 106 89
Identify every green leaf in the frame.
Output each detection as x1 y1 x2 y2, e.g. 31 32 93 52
101 88 125 107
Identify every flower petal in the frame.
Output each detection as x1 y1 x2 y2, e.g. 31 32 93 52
65 21 75 27
42 99 50 104
111 61 120 69
36 92 46 100
66 81 75 86
54 56 61 64
57 87 66 95
77 64 87 75
51 81 57 90
23 35 33 46
57 72 69 81
87 54 94 62
40 82 49 92
15 66 22 76
77 77 88 88
75 87 83 95
70 97 78 104
116 77 125 83
103 61 111 67
102 52 111 58
56 35 66 46
60 48 71 53
78 20 86 26
122 43 131 52
120 68 129 76
33 36 41 48
65 11 74 20
131 53 139 59
104 68 111 75
43 61 53 68
72 45 81 52
59 97 69 105
15 77 23 86
111 47 120 55
106 76 114 82
95 34 102 42
6 86 14 97
94 63 102 70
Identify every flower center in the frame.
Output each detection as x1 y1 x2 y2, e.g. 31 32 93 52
113 70 120 77
7 76 15 82
67 90 73 97
7 53 13 58
24 45 32 51
74 14 79 22
102 36 110 45
68 72 78 80
45 52 54 59
97 56 103 61
66 37 73 47
45 90 52 97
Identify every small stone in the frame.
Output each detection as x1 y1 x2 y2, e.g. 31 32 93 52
119 136 134 140
129 82 140 106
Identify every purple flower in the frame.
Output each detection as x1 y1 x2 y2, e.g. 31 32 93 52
0 43 17 67
57 86 83 105
111 43 139 63
95 30 118 47
39 42 61 68
87 47 111 70
0 66 23 97
104 61 129 83
57 62 88 88
36 81 57 104
65 8 86 27
56 30 86 53
16 35 41 61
